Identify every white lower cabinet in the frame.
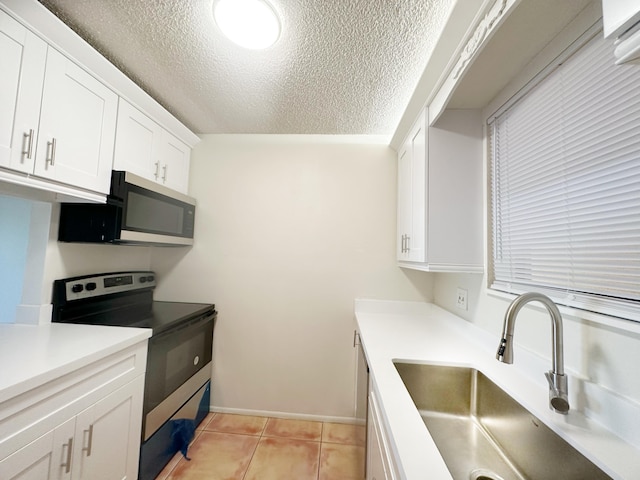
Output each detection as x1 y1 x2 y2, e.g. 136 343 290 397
367 389 399 480
0 342 146 480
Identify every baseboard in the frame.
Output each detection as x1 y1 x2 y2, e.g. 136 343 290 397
210 405 361 425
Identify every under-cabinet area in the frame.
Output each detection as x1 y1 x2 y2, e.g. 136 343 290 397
0 324 150 480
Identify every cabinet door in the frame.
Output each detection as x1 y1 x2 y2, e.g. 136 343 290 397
50 418 76 480
367 408 387 480
397 109 426 263
72 379 143 480
367 391 397 480
158 130 190 193
113 99 163 181
0 11 46 173
407 113 426 262
0 430 55 480
397 143 411 261
34 48 117 194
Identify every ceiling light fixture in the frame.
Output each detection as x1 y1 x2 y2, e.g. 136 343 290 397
213 0 281 50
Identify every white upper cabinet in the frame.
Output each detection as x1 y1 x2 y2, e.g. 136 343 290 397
34 48 117 194
0 0 199 201
158 130 190 193
113 99 163 180
114 98 191 194
397 108 483 273
1 9 117 197
397 109 426 263
0 10 46 174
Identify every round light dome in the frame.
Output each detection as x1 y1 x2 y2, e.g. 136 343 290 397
213 0 281 50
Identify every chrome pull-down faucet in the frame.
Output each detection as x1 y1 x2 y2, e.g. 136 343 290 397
496 292 570 414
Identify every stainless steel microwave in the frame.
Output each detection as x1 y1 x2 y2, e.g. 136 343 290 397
58 171 195 246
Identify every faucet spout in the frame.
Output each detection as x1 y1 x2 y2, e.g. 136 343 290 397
495 292 569 414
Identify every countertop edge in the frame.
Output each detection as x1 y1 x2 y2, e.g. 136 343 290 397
0 323 151 404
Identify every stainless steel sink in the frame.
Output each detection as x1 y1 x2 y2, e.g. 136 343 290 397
394 362 611 480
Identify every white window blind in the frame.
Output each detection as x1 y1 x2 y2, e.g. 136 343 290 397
489 30 640 321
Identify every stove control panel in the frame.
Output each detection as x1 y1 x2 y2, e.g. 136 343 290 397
59 272 156 301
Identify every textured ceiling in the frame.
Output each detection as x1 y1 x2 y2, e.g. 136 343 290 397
38 0 453 135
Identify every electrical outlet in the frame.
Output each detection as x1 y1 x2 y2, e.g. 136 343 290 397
456 288 468 310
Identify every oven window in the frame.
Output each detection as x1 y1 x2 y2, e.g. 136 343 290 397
126 191 184 234
166 330 206 388
144 315 214 414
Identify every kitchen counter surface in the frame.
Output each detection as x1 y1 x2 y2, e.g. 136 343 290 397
0 322 151 404
355 299 640 480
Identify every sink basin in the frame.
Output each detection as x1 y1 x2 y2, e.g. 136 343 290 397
394 362 611 480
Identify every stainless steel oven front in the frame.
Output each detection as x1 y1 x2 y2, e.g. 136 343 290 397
143 307 214 440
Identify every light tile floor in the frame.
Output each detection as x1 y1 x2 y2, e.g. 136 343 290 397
156 413 366 480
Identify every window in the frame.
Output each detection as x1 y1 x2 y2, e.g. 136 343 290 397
489 28 640 321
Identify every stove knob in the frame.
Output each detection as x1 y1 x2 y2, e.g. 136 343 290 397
85 282 97 291
147 275 155 282
140 276 147 283
71 283 84 293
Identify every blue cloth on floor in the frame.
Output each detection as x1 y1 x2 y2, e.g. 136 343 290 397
171 419 196 460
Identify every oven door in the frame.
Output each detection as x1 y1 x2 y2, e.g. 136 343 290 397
143 311 214 440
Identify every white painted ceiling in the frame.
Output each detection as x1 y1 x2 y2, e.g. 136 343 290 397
37 0 454 136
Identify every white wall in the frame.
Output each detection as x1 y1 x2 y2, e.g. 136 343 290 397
152 135 434 421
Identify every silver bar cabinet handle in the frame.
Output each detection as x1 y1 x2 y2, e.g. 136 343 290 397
162 164 168 183
82 424 93 457
406 235 410 253
46 138 57 167
154 161 160 180
22 129 34 160
61 437 73 473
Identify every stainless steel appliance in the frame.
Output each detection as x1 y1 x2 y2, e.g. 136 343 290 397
51 271 215 480
58 171 196 246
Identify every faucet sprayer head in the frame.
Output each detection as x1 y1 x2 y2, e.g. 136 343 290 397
496 334 513 363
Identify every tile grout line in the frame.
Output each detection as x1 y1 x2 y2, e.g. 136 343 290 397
317 422 325 480
240 415 269 480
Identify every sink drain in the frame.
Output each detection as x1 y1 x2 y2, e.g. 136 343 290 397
469 469 505 480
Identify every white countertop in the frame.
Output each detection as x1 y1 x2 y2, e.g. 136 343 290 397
0 322 151 404
355 299 640 480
